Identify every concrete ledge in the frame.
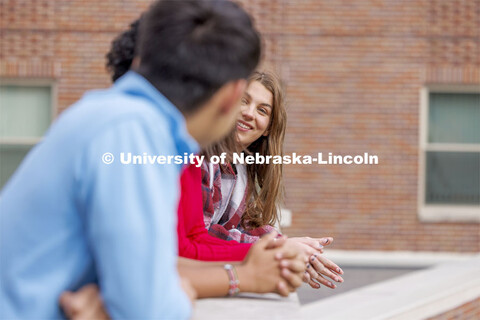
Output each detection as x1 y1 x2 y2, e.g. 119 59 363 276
300 254 480 320
194 254 480 320
322 249 479 268
193 293 301 320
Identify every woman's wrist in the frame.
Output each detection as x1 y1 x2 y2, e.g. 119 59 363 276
235 264 256 293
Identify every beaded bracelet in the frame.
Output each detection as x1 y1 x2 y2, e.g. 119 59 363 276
223 264 240 296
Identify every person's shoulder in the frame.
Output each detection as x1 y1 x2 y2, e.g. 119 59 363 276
60 88 169 136
80 88 164 122
42 88 173 160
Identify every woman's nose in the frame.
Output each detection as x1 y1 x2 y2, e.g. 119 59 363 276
241 103 254 120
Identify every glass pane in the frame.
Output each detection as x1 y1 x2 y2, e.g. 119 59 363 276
0 85 52 138
428 93 480 144
426 151 480 205
0 144 33 190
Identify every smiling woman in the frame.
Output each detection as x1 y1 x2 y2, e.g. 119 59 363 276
201 71 344 290
202 70 287 237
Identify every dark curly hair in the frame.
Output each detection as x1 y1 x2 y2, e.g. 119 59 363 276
106 18 140 82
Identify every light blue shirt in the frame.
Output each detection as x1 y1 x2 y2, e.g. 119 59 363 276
0 72 196 319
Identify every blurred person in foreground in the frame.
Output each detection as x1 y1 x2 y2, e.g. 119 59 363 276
0 1 305 319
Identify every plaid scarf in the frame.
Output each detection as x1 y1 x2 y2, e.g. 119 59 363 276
201 161 279 243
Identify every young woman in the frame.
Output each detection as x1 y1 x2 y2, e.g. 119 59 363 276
202 70 344 288
202 71 286 243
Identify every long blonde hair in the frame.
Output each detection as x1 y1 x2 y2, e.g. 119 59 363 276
242 70 287 229
201 70 287 229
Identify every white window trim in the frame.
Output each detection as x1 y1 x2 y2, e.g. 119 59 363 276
418 84 480 222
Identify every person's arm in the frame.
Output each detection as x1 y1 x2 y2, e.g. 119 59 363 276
77 117 190 319
179 216 252 261
178 165 252 261
178 232 308 298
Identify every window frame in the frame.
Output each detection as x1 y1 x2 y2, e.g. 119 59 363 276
418 84 480 222
0 78 57 188
0 78 57 145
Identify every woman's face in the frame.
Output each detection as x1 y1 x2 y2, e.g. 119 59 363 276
236 81 273 148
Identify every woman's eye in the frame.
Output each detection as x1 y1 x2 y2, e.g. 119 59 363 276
258 107 268 115
241 98 248 105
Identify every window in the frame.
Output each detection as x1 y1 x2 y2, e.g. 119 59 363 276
0 81 54 189
419 85 480 222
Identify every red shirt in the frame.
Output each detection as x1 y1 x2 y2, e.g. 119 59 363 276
177 165 252 261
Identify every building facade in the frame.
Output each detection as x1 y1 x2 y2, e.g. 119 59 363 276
1 0 479 253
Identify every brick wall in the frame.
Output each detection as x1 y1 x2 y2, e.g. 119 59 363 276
1 0 479 252
240 0 480 253
0 0 150 110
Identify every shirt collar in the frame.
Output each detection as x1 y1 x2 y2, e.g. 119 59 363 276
114 71 199 155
